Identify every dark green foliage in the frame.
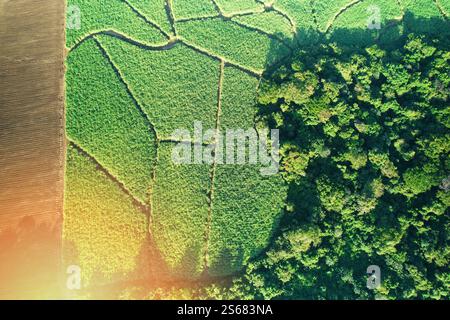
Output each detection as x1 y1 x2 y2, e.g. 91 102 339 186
206 20 449 300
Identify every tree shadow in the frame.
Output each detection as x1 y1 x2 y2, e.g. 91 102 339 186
262 9 449 221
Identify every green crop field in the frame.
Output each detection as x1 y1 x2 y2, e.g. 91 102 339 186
64 145 149 286
64 0 449 299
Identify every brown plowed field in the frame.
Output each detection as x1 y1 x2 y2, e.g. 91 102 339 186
0 0 65 299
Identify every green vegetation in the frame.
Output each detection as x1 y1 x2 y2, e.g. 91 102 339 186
97 35 219 140
401 0 445 33
215 0 263 14
208 65 287 276
329 0 402 45
177 17 289 72
66 38 156 203
331 0 402 30
63 145 148 286
150 143 211 277
127 0 173 35
439 0 450 16
172 0 217 19
209 164 287 276
274 0 315 32
220 66 260 130
66 0 168 49
312 0 354 31
233 11 295 39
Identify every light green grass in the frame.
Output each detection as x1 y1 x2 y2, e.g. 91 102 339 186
127 0 173 34
208 163 287 276
312 0 354 32
437 0 450 16
329 0 403 45
274 0 317 43
401 0 447 33
220 66 260 130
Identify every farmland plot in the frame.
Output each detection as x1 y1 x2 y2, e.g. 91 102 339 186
96 35 219 140
328 0 403 45
66 0 168 49
274 0 316 31
177 17 289 72
233 11 295 39
150 143 211 277
127 0 173 34
214 0 264 14
312 0 355 32
172 0 217 19
208 163 287 276
63 145 148 286
64 0 447 286
66 38 157 204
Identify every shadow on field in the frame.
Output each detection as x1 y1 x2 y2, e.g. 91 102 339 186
251 11 449 291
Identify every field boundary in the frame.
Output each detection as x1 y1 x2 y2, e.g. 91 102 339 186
325 0 363 33
434 0 449 19
203 60 225 271
68 140 150 213
124 0 171 38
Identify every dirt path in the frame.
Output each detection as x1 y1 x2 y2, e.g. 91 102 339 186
0 0 65 298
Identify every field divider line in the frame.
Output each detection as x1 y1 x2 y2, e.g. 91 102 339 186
210 0 223 15
270 4 297 34
229 19 294 50
93 37 159 224
68 30 176 53
325 0 363 34
160 139 213 147
179 39 262 77
93 36 160 142
68 139 150 214
123 0 171 39
434 0 449 20
203 59 225 272
175 14 221 23
166 0 178 36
